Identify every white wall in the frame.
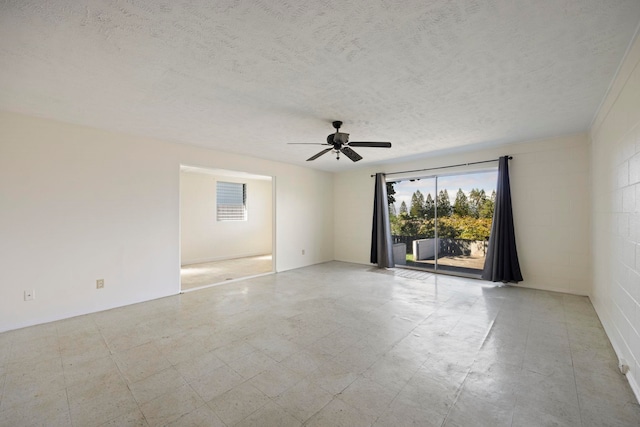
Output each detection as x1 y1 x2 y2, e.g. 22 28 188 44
0 112 334 332
334 133 591 295
180 171 272 265
590 31 640 398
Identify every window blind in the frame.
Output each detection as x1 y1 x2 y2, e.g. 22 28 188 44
217 181 246 221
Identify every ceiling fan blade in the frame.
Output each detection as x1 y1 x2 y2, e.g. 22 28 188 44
340 147 363 162
307 148 333 161
348 141 392 148
288 143 331 145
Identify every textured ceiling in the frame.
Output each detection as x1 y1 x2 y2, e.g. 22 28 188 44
1 1 639 172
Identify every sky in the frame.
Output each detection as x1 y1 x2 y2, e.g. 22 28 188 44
390 170 498 212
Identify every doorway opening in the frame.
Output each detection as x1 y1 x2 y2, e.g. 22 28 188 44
179 166 274 291
388 168 497 278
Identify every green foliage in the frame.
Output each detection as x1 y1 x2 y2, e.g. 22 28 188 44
449 216 492 240
437 189 452 217
479 198 494 219
434 217 459 238
467 188 496 219
410 190 425 218
392 215 491 241
386 182 396 206
424 193 435 219
390 186 496 241
390 212 421 236
418 219 435 237
453 189 470 217
468 188 484 218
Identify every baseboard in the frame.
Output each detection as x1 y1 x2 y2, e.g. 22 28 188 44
509 281 589 296
589 294 640 404
0 290 176 333
628 371 640 404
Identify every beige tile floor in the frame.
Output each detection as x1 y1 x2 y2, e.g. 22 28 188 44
1 261 639 426
181 255 273 291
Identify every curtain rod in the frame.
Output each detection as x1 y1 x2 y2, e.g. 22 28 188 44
370 156 512 178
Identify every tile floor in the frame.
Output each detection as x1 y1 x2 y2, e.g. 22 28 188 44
181 255 273 291
0 261 639 426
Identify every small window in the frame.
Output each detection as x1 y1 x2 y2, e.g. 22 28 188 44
217 181 246 221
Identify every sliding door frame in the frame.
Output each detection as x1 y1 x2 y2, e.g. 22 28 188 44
386 166 498 279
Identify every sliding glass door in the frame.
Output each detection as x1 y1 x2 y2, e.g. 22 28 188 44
388 169 497 277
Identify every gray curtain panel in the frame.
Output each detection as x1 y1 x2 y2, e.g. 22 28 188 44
482 156 523 283
370 173 395 268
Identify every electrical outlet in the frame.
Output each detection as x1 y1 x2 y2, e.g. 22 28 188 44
301 249 305 255
96 279 104 289
24 290 35 301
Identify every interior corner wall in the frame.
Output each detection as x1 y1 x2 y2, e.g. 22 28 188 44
590 31 640 399
334 132 591 296
180 172 272 265
0 112 334 332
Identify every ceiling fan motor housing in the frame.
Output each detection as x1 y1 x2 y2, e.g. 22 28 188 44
327 132 349 146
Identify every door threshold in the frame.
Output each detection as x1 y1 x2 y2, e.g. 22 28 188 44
395 265 483 280
180 271 275 294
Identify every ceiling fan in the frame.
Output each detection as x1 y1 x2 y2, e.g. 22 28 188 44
289 121 392 162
